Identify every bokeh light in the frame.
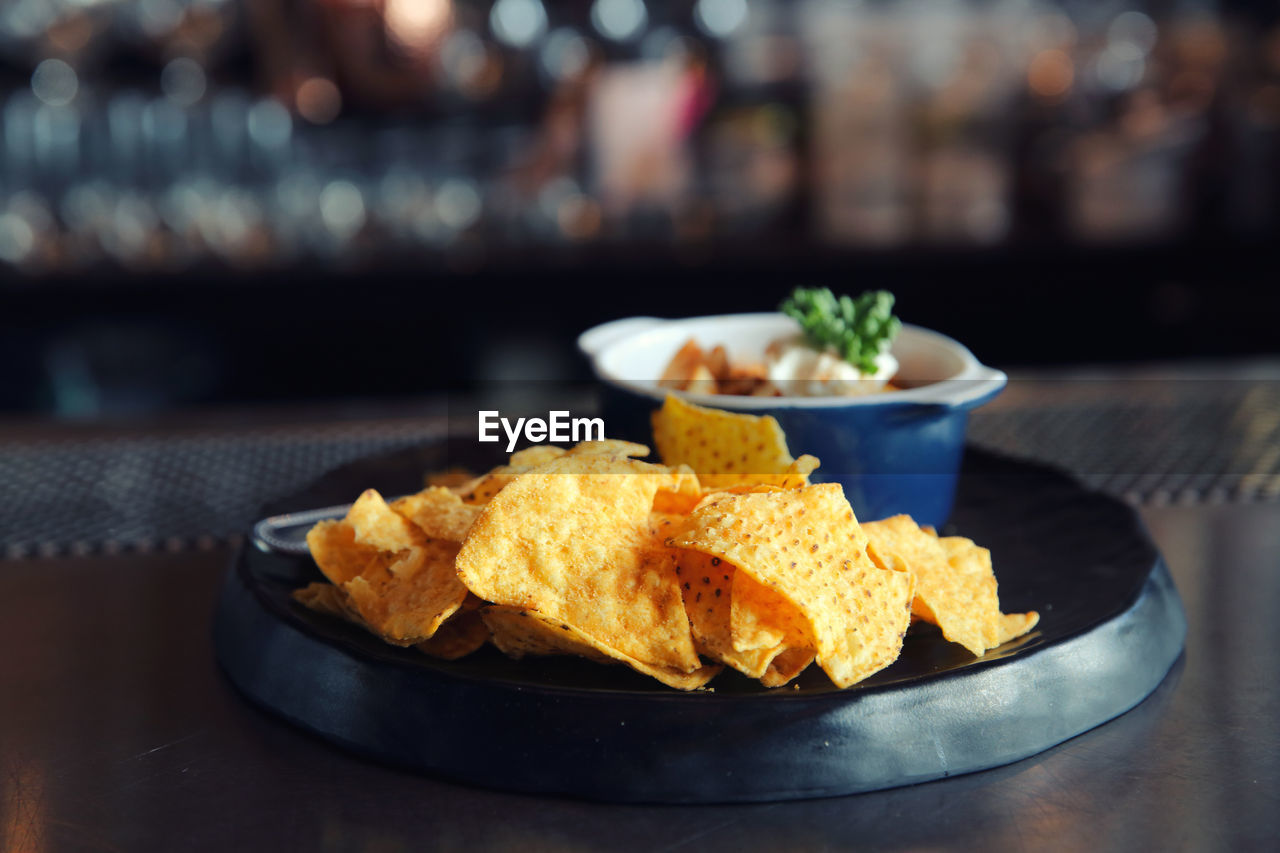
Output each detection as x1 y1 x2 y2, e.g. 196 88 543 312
31 59 78 107
591 0 647 43
295 77 342 124
490 0 547 50
160 58 207 106
1028 49 1073 99
385 0 453 59
694 0 748 40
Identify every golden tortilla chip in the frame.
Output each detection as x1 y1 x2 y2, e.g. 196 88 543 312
760 647 816 688
482 606 613 663
305 520 377 586
415 610 489 660
455 452 701 674
341 542 467 646
294 577 489 661
482 606 721 691
455 442 651 506
453 474 501 506
509 445 570 467
672 484 914 688
864 515 1001 657
995 611 1040 646
686 363 718 395
311 489 469 646
779 455 821 489
425 469 476 489
292 581 361 624
695 455 822 504
651 394 796 489
730 570 812 654
648 511 687 540
452 446 570 505
674 550 785 679
344 489 422 553
931 535 998 648
932 537 1001 651
566 439 649 458
658 339 705 389
653 464 704 514
705 345 730 381
391 486 483 542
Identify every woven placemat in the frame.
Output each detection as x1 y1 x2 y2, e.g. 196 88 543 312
969 377 1280 506
1 419 446 558
2 378 1276 558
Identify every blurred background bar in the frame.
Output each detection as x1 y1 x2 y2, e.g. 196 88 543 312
0 0 1277 416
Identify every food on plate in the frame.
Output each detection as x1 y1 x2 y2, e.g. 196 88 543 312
305 489 469 645
650 393 819 489
294 395 1039 690
670 484 915 688
456 449 716 689
863 515 1039 657
658 287 904 397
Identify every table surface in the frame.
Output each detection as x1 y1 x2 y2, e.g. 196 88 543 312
1 371 1278 851
2 506 1276 851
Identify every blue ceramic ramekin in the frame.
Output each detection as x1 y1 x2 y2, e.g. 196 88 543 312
578 313 1006 528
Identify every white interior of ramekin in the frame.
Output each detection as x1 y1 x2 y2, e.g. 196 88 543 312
580 313 1005 410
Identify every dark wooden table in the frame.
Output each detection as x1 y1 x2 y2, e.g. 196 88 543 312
1 504 1276 851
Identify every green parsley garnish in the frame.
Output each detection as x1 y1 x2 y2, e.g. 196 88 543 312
779 287 902 373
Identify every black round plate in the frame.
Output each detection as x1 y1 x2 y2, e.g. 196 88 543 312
214 442 1186 803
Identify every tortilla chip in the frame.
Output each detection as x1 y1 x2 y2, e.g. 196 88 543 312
415 610 489 660
482 606 613 663
658 339 705 388
651 394 796 489
305 520 377 586
392 486 483 542
653 464 704 514
452 446 570 505
455 452 701 674
344 489 422 553
730 570 812 653
672 484 914 688
425 469 476 489
933 537 1002 652
995 610 1040 646
706 345 730 381
292 581 361 624
696 455 822 503
315 489 469 646
482 606 721 691
780 455 821 489
342 538 467 646
509 445 570 467
648 511 687 540
566 439 650 458
674 550 786 679
686 363 718 395
760 647 816 688
864 515 1001 656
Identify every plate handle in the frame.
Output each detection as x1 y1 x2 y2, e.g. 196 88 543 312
252 502 357 556
924 366 1008 411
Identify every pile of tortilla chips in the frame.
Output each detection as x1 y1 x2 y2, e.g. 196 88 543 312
296 395 1038 691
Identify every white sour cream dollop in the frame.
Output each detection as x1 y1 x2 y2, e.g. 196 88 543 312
764 336 898 397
